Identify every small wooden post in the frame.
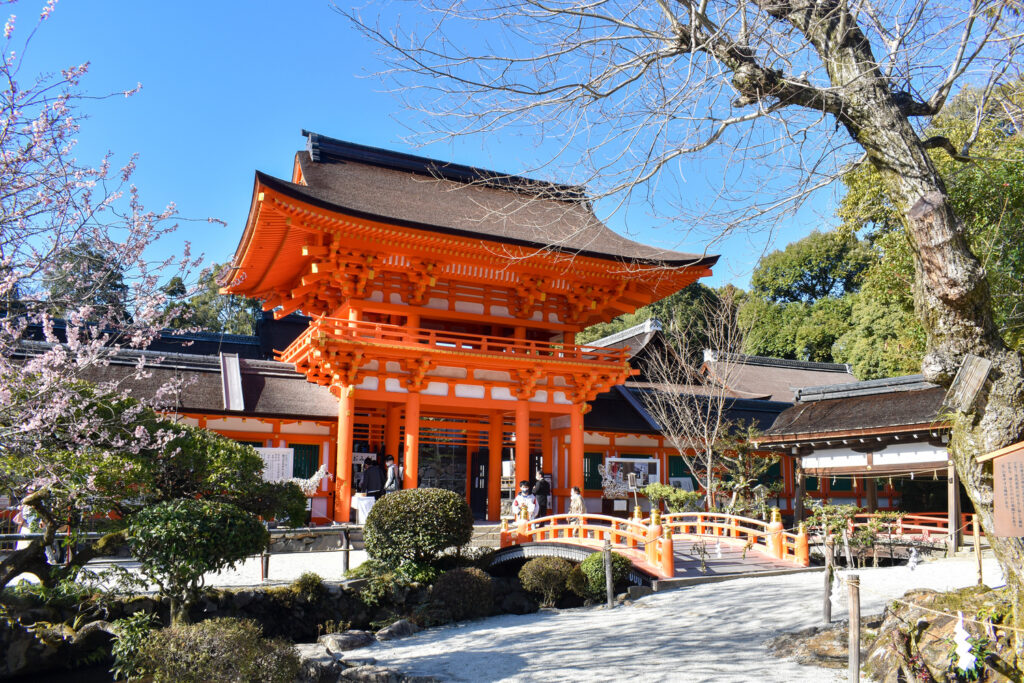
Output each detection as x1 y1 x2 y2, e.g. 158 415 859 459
947 462 960 555
848 574 861 682
972 516 983 585
824 537 834 624
842 526 853 567
341 527 350 574
260 551 270 582
603 539 614 609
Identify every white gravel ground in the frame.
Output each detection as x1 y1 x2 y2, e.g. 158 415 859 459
200 549 369 587
12 551 1000 681
356 557 1004 682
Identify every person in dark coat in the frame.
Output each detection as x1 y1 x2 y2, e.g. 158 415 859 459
360 459 385 500
532 468 551 519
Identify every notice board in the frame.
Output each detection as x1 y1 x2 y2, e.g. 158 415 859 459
994 448 1024 536
257 447 294 483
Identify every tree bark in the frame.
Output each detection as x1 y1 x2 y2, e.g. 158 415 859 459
760 0 1024 655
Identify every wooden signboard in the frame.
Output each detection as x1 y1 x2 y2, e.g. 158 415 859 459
257 447 294 483
992 445 1024 537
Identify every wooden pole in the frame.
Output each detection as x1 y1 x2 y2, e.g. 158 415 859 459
794 457 805 523
848 574 861 682
341 528 350 574
947 462 961 554
824 538 834 624
515 399 530 487
603 539 614 609
569 404 585 493
335 385 356 522
973 515 983 585
403 392 421 490
487 411 503 521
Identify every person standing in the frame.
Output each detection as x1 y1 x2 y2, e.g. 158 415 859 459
360 459 385 500
568 486 585 525
510 480 537 520
384 455 401 494
532 468 551 519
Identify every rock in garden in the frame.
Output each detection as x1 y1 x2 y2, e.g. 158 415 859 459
319 630 375 654
375 619 420 641
294 643 345 683
500 592 539 615
628 585 654 600
340 665 440 682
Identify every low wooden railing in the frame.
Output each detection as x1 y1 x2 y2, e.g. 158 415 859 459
282 316 630 367
661 512 809 567
498 510 810 579
845 512 980 542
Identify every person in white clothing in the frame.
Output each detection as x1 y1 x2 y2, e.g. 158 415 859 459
510 480 537 520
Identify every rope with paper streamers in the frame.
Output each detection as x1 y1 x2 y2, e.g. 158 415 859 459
830 571 1024 636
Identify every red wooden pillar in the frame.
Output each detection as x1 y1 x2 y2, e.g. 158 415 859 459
569 403 585 493
335 385 355 522
515 399 530 487
385 403 401 461
541 415 552 474
488 411 503 521
403 392 421 490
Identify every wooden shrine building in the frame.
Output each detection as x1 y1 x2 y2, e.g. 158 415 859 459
222 132 718 522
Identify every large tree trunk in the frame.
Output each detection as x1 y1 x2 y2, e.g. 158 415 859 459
775 1 1024 655
853 67 1024 665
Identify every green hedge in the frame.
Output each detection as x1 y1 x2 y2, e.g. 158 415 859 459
519 557 573 607
364 488 473 567
138 618 299 683
430 567 493 621
575 551 633 599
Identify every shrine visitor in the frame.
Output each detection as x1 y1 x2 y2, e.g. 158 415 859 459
568 487 585 524
360 460 385 500
384 455 401 493
532 468 551 518
511 480 537 520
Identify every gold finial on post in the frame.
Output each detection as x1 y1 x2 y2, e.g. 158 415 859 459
771 507 782 524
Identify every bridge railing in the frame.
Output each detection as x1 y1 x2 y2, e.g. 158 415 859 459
499 510 810 577
846 512 974 542
660 512 809 567
500 513 676 577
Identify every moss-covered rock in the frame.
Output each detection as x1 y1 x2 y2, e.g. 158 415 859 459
864 585 1020 682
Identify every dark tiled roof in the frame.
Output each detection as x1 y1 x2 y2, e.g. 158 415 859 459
794 374 933 402
622 385 791 433
254 132 718 268
704 352 857 402
763 385 947 440
587 319 676 383
584 387 661 434
77 350 338 421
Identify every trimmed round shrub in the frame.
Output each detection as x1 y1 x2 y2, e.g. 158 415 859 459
138 618 299 683
566 565 589 598
577 551 633 598
430 567 493 621
518 557 573 607
364 488 473 567
127 499 269 623
291 571 326 600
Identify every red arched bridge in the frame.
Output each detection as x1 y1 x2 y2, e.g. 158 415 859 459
492 512 810 583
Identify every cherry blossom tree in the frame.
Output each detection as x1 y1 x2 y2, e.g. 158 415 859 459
0 5 207 583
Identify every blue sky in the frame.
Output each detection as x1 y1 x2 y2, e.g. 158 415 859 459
11 0 843 289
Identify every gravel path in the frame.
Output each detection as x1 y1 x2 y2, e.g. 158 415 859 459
356 557 1003 682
